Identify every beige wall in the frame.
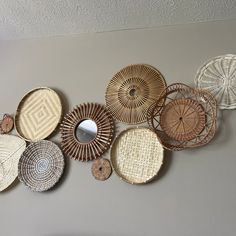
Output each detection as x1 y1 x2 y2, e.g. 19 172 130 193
0 19 236 236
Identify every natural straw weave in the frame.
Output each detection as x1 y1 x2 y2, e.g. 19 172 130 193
195 54 236 109
111 127 164 184
15 87 62 142
105 64 166 124
0 134 26 191
18 140 64 192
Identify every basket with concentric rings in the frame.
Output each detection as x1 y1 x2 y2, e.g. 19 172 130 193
18 140 65 192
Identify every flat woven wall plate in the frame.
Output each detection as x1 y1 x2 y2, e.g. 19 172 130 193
195 54 236 109
60 103 114 161
147 83 217 151
0 134 26 191
105 64 166 124
18 140 64 192
111 127 164 184
15 87 62 142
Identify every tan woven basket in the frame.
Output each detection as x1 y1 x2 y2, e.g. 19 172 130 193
105 64 166 124
0 134 26 191
15 87 62 142
147 83 217 151
111 127 164 184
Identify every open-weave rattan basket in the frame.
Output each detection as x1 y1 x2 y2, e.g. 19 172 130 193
105 64 167 124
195 54 236 110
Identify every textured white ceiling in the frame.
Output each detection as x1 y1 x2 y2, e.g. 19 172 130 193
0 0 236 39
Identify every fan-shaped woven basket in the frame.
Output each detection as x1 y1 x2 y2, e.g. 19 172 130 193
195 54 236 109
111 127 164 184
18 140 64 192
15 87 62 141
105 64 166 124
60 103 114 161
147 83 217 151
0 134 26 191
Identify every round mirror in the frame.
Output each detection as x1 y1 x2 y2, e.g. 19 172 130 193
75 119 98 143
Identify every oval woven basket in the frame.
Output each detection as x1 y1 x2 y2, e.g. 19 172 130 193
111 127 164 184
105 64 166 124
15 87 62 142
195 54 236 109
0 134 26 191
18 140 64 192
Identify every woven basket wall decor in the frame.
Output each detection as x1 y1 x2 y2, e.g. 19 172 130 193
195 54 236 109
111 127 164 184
105 64 166 124
15 87 62 142
60 103 114 161
0 134 26 191
18 140 64 192
147 83 217 151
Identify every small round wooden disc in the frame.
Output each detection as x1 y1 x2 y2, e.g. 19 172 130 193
0 115 14 134
91 158 112 181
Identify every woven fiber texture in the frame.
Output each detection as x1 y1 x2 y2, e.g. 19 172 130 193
15 87 62 141
147 83 217 151
160 98 206 141
105 64 166 124
111 128 164 184
91 158 112 181
195 54 236 109
18 140 64 192
0 134 26 191
60 103 114 161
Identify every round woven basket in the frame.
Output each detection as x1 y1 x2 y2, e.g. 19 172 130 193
18 140 64 192
111 127 164 184
147 83 217 151
105 64 166 124
0 134 26 191
15 87 62 142
195 54 236 109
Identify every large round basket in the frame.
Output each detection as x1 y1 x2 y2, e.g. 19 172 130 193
111 127 164 184
105 64 166 124
18 140 65 192
0 135 26 191
195 54 236 109
147 83 217 151
15 87 62 142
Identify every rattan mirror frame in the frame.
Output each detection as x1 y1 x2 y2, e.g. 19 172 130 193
60 103 115 161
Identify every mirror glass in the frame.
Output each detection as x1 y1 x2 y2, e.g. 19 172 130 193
75 119 98 143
